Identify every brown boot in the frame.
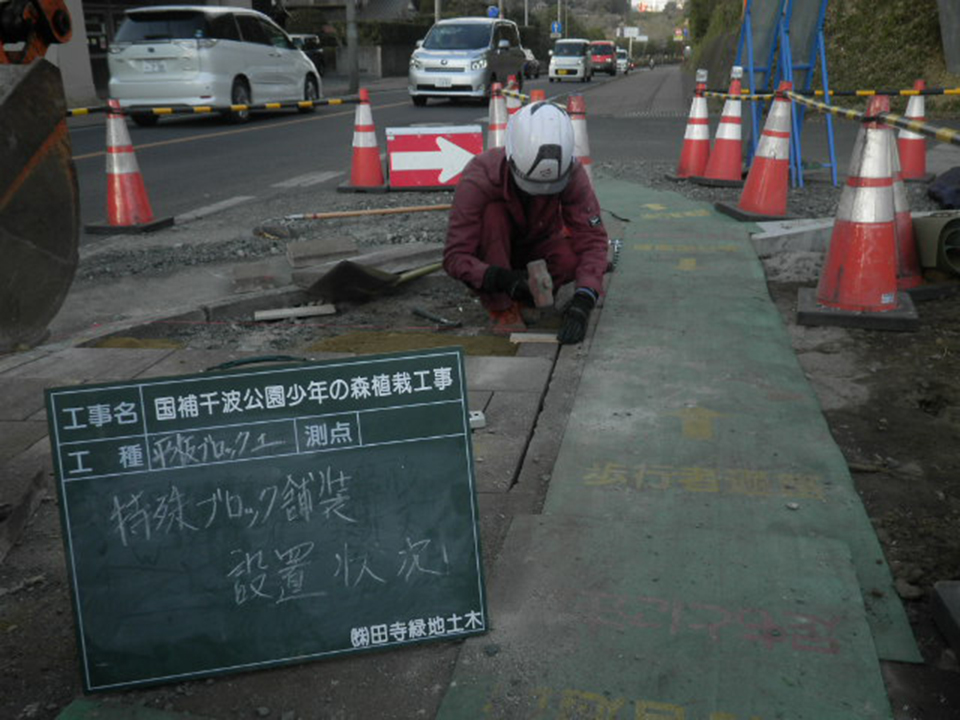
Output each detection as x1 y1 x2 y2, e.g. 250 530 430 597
489 302 526 335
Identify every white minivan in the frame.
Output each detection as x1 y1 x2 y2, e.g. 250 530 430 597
108 5 321 126
408 17 526 106
548 38 593 83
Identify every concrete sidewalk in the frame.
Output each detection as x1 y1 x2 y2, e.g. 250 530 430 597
1 174 918 719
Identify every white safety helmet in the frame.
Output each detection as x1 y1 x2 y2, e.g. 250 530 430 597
505 101 575 195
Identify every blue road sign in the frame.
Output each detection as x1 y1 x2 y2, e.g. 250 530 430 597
488 6 500 18
551 21 562 34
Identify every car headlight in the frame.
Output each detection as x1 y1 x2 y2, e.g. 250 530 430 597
470 58 487 71
410 56 423 70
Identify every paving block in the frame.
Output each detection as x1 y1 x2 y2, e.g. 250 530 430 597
285 236 358 268
464 355 552 394
932 581 960 657
231 261 280 293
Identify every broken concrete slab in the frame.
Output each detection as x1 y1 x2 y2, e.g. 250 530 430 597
0 437 52 564
291 242 443 290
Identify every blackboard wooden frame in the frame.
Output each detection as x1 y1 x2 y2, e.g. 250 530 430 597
45 349 486 692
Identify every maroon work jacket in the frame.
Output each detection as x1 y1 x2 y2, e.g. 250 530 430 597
443 147 609 295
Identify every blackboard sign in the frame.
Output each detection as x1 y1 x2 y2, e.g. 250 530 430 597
45 349 486 692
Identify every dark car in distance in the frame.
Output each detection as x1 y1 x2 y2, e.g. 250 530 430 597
290 33 325 77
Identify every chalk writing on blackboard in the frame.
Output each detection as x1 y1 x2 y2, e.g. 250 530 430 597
47 350 486 692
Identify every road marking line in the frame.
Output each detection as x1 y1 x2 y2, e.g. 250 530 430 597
678 258 697 271
177 196 255 221
272 170 344 188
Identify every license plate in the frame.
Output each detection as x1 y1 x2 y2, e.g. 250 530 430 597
142 60 166 73
558 69 570 75
435 77 452 88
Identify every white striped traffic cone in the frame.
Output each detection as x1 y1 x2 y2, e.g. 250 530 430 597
338 88 386 193
897 79 933 183
716 81 793 221
692 66 744 187
667 69 710 180
505 75 522 118
889 111 924 289
797 94 918 331
487 82 508 149
85 100 173 234
567 95 593 185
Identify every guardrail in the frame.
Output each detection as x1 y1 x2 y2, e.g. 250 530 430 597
67 95 360 119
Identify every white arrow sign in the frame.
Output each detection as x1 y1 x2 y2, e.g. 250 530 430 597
391 136 477 184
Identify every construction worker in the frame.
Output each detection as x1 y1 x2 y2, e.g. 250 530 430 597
443 101 608 344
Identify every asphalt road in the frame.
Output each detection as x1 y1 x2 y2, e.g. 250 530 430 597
66 66 692 244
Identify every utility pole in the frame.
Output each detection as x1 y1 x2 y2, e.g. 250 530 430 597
435 0 440 23
346 0 358 94
524 0 528 27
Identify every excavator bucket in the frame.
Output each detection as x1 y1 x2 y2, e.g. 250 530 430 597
0 59 79 351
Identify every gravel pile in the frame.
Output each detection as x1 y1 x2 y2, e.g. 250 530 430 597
76 161 948 283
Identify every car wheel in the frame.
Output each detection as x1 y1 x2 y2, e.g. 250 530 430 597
299 76 319 113
412 95 427 107
225 78 251 124
131 113 159 128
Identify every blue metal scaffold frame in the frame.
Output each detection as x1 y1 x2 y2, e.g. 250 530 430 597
736 0 838 187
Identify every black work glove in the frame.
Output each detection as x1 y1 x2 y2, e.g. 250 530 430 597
557 289 598 345
482 265 532 303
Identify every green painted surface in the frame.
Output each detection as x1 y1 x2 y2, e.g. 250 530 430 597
439 517 893 720
439 177 919 719
543 178 919 664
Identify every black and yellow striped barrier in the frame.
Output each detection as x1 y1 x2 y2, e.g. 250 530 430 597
67 95 359 119
707 86 960 100
785 91 960 147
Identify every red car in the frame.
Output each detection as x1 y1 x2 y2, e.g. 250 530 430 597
590 40 617 76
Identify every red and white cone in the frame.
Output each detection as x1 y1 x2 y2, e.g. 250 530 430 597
338 88 386 193
505 75 522 118
716 81 793 221
567 95 593 184
897 79 933 183
85 100 173 234
667 69 710 180
889 109 924 289
692 66 744 187
797 95 919 331
487 82 508 149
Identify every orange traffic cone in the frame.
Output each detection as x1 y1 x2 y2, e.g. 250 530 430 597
889 113 924 290
487 82 507 149
692 66 744 187
897 79 933 183
338 88 387 193
667 69 710 181
505 75 522 118
797 95 919 330
85 100 173 234
567 95 593 184
716 81 793 221
530 89 546 102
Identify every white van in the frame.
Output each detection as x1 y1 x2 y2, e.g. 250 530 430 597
108 5 321 126
548 38 593 83
408 16 526 106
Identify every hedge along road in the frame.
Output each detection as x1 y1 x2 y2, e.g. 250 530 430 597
63 69 639 245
